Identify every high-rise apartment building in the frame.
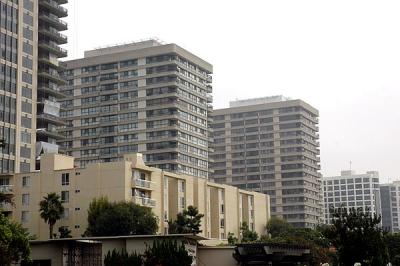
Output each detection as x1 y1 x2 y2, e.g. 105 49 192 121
36 0 68 166
322 170 381 224
210 96 322 228
0 0 67 174
1 153 269 240
380 181 400 232
58 40 213 178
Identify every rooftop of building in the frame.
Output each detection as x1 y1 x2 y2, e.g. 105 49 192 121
323 170 380 180
229 95 291 108
84 38 165 58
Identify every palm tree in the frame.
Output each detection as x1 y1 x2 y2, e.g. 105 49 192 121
39 192 64 239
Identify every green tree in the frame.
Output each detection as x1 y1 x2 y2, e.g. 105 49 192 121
0 213 31 265
266 216 293 238
58 226 72 238
143 239 192 266
240 222 258 243
227 232 238 245
385 233 400 266
325 207 389 266
168 205 204 234
85 198 158 237
39 193 64 239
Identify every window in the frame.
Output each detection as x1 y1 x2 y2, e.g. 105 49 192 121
220 218 225 228
21 211 29 223
180 197 185 208
62 208 69 219
180 180 185 192
62 173 70 186
61 191 69 203
22 176 30 187
22 194 29 206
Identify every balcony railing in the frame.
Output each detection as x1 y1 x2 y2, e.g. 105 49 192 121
39 12 68 30
133 196 156 208
133 178 154 189
39 0 68 17
39 26 67 44
0 185 13 194
0 202 13 212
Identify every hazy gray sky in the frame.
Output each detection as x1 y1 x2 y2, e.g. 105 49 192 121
63 0 400 181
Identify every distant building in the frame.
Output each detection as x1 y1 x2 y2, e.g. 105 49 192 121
380 181 400 232
322 170 381 224
58 39 213 179
0 153 269 241
210 96 322 228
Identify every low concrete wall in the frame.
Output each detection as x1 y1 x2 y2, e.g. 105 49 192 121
197 246 236 266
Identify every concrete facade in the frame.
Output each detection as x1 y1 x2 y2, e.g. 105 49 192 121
323 170 381 224
58 40 213 179
380 181 400 232
210 96 322 228
1 153 269 241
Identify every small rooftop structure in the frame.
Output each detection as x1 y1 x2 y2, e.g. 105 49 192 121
84 38 165 58
229 95 291 108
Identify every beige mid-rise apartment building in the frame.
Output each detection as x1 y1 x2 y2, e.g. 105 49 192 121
210 96 322 228
58 39 213 179
0 153 269 241
0 0 67 175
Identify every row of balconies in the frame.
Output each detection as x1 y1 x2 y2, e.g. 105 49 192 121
39 0 68 18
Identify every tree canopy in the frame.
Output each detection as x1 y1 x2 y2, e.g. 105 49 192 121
0 213 31 265
39 193 64 239
168 205 204 234
85 197 158 237
325 207 389 266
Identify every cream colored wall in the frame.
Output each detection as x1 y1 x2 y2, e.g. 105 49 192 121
11 153 270 241
29 243 63 266
223 186 240 239
198 247 237 266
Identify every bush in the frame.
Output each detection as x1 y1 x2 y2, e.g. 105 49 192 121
144 239 193 266
104 249 142 266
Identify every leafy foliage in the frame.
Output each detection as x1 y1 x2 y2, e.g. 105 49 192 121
0 213 31 265
228 232 238 245
85 197 158 237
104 249 142 266
264 217 332 265
240 222 258 243
385 233 400 266
39 193 64 239
325 207 389 266
143 239 193 266
168 205 204 234
58 226 72 238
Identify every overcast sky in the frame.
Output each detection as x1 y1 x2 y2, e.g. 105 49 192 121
63 0 400 181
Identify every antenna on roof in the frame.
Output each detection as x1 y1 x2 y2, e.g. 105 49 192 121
349 161 352 171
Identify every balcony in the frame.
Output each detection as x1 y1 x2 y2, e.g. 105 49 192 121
38 56 66 70
133 196 156 208
38 84 67 98
0 202 13 213
206 84 213 93
132 178 154 190
39 26 67 44
37 113 66 126
38 68 67 84
0 185 13 194
206 75 212 83
207 94 213 103
39 0 68 18
39 12 68 31
39 41 67 58
37 127 65 140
